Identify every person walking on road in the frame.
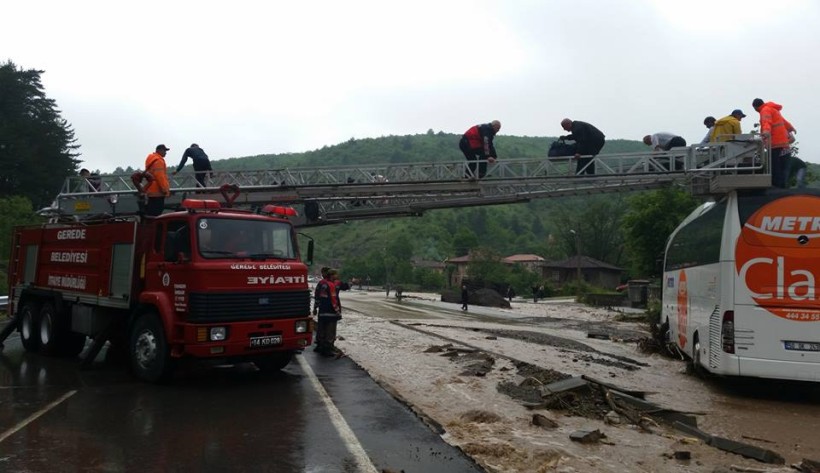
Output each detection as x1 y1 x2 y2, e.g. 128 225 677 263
460 120 500 179
461 284 469 311
174 143 213 188
753 98 796 188
559 119 605 175
144 144 171 217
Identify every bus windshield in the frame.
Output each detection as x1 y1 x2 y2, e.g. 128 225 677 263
196 217 297 260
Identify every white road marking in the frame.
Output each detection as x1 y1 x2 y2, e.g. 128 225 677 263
0 390 77 443
297 355 379 473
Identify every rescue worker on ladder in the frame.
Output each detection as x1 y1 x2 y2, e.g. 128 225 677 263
752 98 796 188
144 144 171 217
313 268 343 357
459 120 500 179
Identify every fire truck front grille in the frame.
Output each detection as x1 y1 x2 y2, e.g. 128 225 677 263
186 290 311 322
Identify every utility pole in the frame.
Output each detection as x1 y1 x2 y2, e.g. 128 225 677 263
570 229 581 295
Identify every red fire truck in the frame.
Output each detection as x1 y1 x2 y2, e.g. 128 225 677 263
4 199 314 382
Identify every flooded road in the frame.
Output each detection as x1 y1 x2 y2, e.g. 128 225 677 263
0 322 483 473
337 290 820 472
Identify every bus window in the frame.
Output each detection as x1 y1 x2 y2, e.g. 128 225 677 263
666 200 727 270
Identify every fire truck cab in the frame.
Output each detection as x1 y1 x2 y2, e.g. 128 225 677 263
6 199 314 382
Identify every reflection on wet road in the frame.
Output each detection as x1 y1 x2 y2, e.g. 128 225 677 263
0 327 483 473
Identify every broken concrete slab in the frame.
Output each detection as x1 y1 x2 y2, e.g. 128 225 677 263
541 376 589 395
673 451 691 460
531 413 559 429
570 429 606 444
672 421 713 443
707 436 785 465
581 374 648 399
459 360 494 377
797 458 820 473
609 390 698 427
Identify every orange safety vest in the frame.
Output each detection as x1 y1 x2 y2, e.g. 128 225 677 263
144 152 170 197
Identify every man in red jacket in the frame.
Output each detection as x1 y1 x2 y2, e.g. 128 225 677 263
753 98 796 188
459 120 500 179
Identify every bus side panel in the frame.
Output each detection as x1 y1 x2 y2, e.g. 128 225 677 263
731 194 820 381
664 265 719 360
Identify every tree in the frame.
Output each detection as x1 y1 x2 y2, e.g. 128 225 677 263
621 187 700 277
0 196 41 295
0 60 80 208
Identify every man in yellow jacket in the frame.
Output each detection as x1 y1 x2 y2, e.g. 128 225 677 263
144 144 171 216
709 109 746 142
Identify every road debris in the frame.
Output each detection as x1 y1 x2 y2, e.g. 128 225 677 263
570 429 606 444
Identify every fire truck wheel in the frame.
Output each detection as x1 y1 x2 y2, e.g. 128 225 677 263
130 313 174 383
38 302 64 356
253 352 294 372
19 301 41 352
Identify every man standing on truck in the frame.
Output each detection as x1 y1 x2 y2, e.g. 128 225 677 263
144 144 171 216
559 118 605 175
460 120 500 179
752 98 796 188
174 143 213 188
314 268 342 357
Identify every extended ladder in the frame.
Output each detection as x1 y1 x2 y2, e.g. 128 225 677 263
48 136 769 227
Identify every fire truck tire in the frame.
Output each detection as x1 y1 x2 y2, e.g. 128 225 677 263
19 301 41 352
130 313 174 383
253 352 293 372
38 302 64 356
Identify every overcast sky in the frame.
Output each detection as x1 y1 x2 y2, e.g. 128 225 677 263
4 0 819 172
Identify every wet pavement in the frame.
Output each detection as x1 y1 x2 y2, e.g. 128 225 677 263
0 326 483 473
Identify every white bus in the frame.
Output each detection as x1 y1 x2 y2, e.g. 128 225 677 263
663 188 820 382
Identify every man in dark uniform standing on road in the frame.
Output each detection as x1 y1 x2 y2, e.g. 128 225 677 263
560 118 606 175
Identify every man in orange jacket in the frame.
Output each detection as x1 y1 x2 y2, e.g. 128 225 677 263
753 98 796 188
144 144 171 216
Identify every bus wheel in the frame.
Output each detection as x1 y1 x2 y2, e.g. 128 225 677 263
253 352 293 372
19 301 40 352
130 313 174 383
692 335 705 376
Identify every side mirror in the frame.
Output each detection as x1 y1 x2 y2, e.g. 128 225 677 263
306 240 314 266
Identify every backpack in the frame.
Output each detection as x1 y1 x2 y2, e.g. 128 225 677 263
548 139 577 157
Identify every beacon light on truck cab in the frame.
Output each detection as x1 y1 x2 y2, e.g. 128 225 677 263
182 199 221 211
262 204 298 218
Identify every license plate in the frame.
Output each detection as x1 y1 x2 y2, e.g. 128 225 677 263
250 335 282 348
784 341 820 352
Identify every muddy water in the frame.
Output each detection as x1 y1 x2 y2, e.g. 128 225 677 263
337 290 820 471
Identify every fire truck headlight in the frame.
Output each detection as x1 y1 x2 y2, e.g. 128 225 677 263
295 320 308 333
209 327 227 341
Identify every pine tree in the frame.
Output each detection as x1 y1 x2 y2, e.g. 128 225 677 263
0 60 80 208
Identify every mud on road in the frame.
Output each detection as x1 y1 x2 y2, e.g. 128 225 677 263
337 291 820 473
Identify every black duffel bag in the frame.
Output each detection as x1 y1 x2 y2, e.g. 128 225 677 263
548 139 577 157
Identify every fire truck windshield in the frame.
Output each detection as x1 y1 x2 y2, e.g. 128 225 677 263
197 217 296 260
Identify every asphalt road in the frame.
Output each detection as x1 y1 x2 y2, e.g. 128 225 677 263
0 326 483 473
